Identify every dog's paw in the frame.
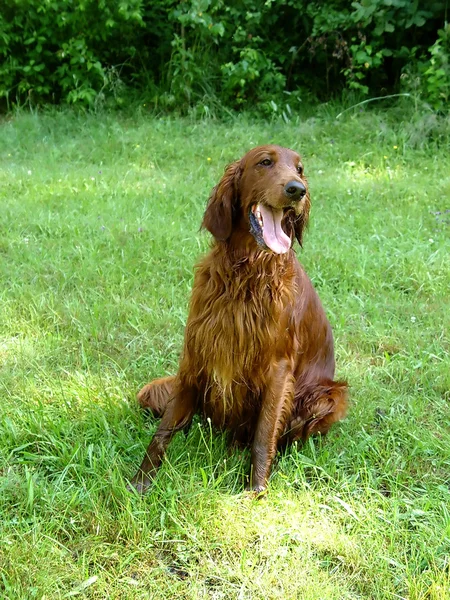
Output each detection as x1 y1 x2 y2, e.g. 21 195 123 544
127 473 153 495
244 484 268 499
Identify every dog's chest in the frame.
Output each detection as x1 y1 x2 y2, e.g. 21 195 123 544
181 255 297 409
190 283 287 388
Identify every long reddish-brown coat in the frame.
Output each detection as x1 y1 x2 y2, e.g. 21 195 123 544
131 145 348 494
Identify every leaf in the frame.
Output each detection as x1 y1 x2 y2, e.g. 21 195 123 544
294 453 315 465
199 467 208 487
66 576 98 597
413 15 426 27
333 496 360 521
355 50 369 63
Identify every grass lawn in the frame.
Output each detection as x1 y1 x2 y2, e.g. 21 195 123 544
0 104 449 599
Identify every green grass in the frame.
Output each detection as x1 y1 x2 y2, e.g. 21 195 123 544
0 104 449 599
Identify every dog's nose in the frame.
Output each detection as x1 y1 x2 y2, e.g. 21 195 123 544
284 180 306 201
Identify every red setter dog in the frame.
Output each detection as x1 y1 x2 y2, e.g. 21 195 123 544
130 145 348 493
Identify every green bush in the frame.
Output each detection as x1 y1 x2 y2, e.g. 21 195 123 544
0 0 146 107
421 25 450 110
0 0 447 111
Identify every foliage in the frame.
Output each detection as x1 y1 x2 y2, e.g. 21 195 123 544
0 0 146 107
0 0 448 111
421 24 450 110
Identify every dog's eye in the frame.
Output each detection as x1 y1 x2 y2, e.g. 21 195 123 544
296 165 303 175
259 158 272 167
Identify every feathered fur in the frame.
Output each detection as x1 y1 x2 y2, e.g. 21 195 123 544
130 145 348 493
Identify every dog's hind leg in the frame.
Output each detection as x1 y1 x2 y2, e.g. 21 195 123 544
282 378 348 444
137 376 176 418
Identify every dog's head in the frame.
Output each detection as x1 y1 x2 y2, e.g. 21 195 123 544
202 145 310 254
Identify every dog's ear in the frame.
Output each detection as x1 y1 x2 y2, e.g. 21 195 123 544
293 203 309 247
202 160 241 241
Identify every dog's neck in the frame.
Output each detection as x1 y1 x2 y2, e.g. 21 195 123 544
215 228 295 269
204 231 297 306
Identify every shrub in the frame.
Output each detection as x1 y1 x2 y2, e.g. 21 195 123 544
0 0 146 107
421 25 450 110
0 0 447 111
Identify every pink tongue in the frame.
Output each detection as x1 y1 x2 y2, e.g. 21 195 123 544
259 205 291 254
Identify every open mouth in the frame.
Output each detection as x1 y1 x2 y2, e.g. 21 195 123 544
249 204 292 255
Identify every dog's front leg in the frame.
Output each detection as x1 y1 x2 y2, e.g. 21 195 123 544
249 360 294 493
129 386 197 494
